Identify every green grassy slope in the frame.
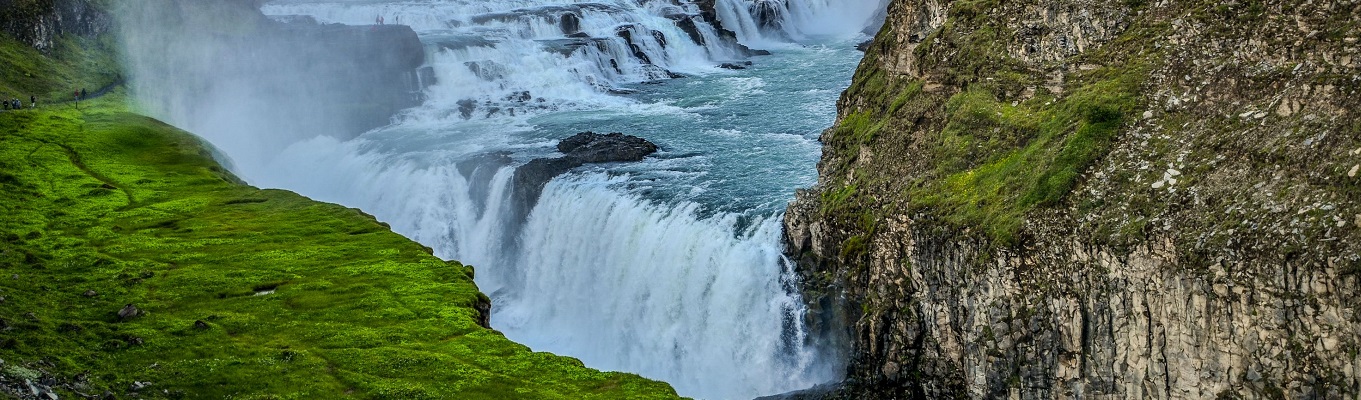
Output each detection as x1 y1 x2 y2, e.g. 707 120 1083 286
0 33 120 103
0 61 679 400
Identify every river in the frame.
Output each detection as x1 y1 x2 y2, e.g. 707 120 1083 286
138 0 886 398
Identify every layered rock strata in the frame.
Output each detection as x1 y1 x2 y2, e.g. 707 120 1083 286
785 0 1361 398
0 0 108 52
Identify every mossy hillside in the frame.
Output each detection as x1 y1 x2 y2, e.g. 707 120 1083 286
0 94 681 398
804 0 1359 279
0 32 118 102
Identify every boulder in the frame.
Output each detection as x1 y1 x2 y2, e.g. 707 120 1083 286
560 12 581 36
117 304 140 320
556 132 658 163
677 17 707 46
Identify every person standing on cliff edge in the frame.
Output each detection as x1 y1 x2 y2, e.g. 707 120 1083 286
30 95 35 108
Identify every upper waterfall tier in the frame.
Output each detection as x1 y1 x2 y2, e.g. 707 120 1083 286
261 0 888 122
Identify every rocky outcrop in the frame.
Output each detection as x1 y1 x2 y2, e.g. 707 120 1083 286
556 131 659 163
0 0 109 52
511 132 658 224
786 0 1361 398
691 0 770 57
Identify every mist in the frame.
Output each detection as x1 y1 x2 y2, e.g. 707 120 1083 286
113 0 426 180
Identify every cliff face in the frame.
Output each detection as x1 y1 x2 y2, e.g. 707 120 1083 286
0 0 109 52
786 0 1361 398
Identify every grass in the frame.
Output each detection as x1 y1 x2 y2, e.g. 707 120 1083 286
0 33 120 103
915 69 1143 243
0 93 681 398
815 4 1149 246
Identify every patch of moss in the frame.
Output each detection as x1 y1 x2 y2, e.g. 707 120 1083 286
0 93 681 398
915 66 1143 243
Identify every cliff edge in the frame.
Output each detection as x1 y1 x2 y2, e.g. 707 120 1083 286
0 1 680 398
787 0 1360 398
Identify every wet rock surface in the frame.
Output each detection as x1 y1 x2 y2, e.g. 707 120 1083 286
555 132 659 164
510 132 658 224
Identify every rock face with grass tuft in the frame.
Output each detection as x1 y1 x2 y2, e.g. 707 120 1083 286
784 0 1361 398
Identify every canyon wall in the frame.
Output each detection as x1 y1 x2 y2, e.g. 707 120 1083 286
0 0 109 52
786 0 1361 398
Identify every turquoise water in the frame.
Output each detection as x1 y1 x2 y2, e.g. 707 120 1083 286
142 1 883 397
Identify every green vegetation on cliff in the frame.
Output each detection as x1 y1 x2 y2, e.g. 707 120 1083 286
0 37 679 399
821 10 1151 246
789 1 1360 398
0 32 118 102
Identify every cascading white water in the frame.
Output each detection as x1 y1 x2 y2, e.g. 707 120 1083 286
503 175 824 397
124 0 888 398
259 132 837 399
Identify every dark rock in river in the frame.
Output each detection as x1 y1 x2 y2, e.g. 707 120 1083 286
557 132 658 163
676 17 707 46
456 99 477 120
457 151 514 215
615 25 655 65
510 132 658 225
719 61 753 70
750 0 791 41
691 0 770 57
560 12 581 36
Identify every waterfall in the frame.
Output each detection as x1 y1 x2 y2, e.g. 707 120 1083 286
259 0 889 127
502 175 825 398
121 0 889 398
